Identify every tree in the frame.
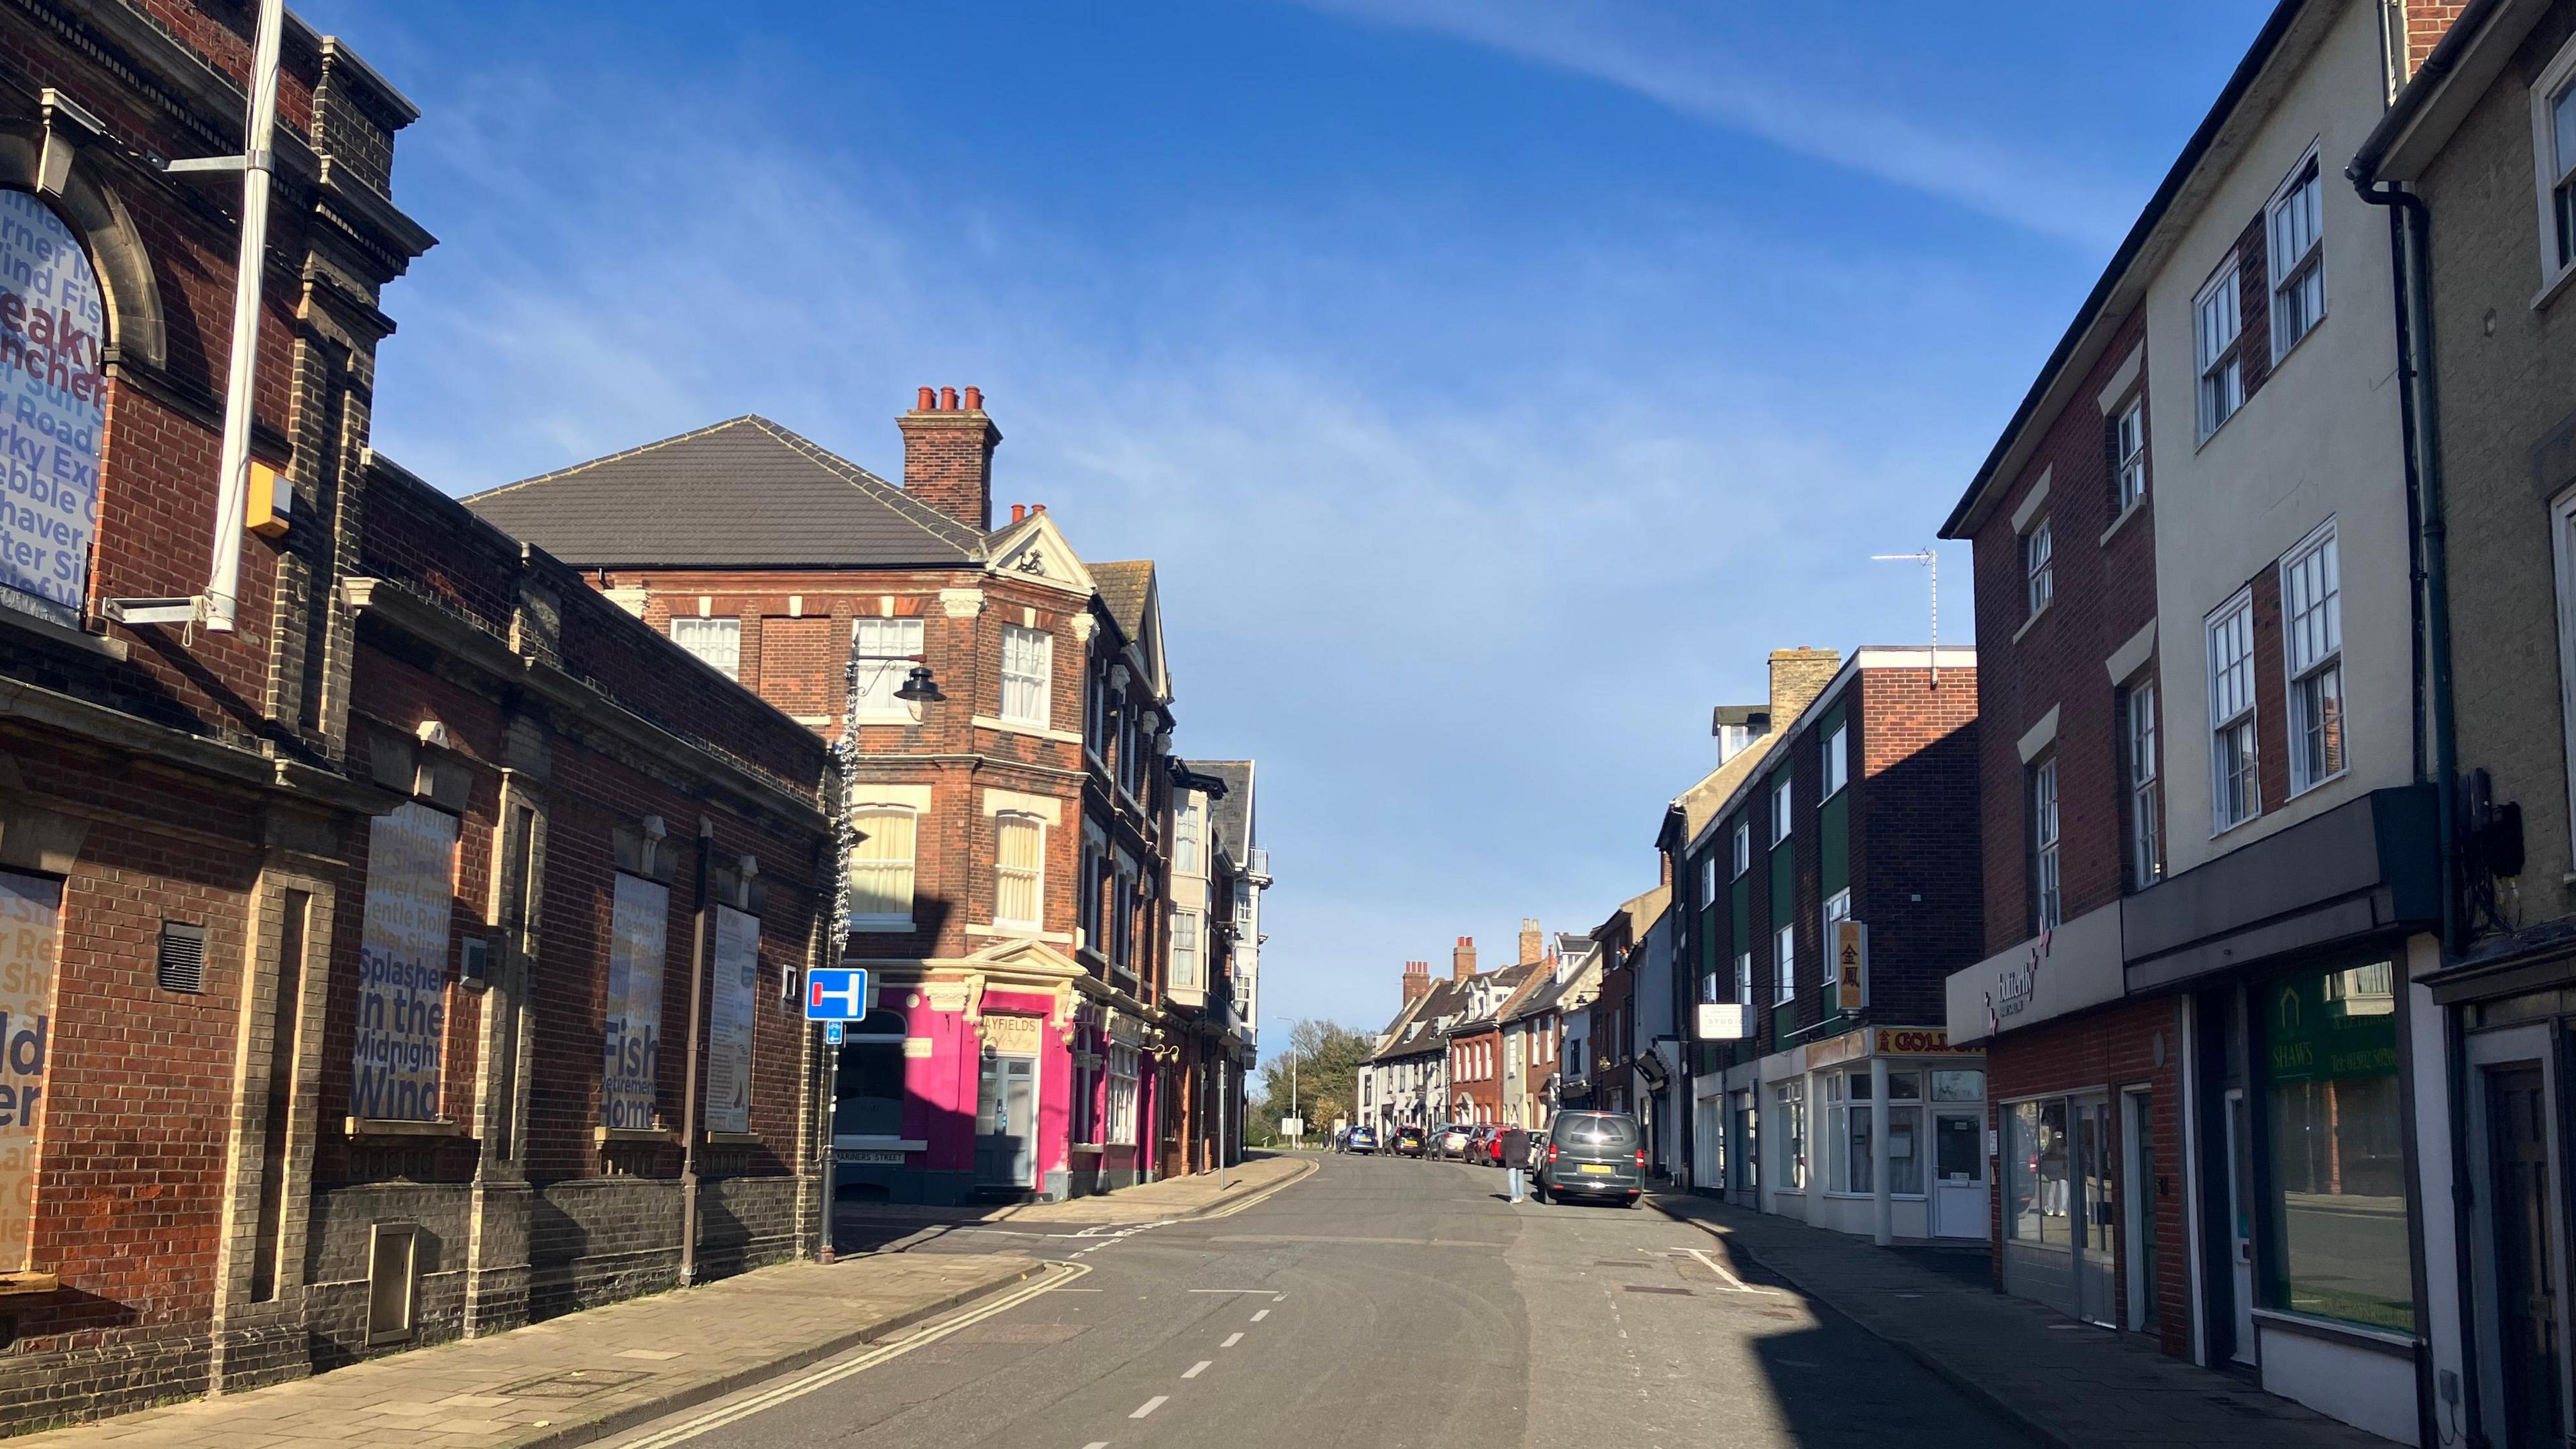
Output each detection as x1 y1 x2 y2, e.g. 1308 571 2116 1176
1252 1018 1372 1138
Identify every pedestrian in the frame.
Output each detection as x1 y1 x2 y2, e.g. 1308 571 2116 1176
1501 1128 1528 1203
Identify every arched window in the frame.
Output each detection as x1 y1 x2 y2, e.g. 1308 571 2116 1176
846 807 916 928
834 1008 909 1138
0 190 107 628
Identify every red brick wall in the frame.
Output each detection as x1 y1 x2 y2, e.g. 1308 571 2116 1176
1985 998 2192 1360
1854 666 1983 1029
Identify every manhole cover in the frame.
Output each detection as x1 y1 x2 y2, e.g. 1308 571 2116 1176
1623 1285 1693 1295
494 1368 657 1399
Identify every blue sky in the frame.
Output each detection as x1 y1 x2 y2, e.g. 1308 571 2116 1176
298 0 2273 1055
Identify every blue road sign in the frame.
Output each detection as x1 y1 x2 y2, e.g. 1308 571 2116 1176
806 967 869 1021
824 1021 844 1046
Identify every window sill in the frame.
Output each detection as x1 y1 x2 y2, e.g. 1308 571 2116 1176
2099 498 2147 548
348 1116 467 1139
2284 767 2349 803
965 923 1072 945
974 714 1082 745
849 917 915 933
2210 810 2265 842
705 1130 763 1146
1 602 128 661
2011 602 2051 645
2534 262 2576 313
0 1272 59 1297
594 1126 678 1144
2252 1307 2417 1356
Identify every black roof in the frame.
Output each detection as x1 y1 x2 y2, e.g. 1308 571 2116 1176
460 415 986 568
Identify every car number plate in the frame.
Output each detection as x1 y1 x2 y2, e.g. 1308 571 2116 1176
1577 1163 1615 1175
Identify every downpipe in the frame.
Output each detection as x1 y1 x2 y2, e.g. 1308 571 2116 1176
204 0 283 632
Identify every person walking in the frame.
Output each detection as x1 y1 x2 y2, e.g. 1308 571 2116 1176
1501 1127 1529 1203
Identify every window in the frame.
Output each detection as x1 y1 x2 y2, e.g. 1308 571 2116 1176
2113 399 2147 513
2126 684 2163 891
1774 924 1796 1006
1087 664 1112 759
1698 851 1717 905
1171 909 1199 990
2005 1099 2072 1246
2540 49 2576 275
851 618 926 718
1175 794 1201 875
1821 890 1851 1011
2029 758 2061 932
833 1008 909 1137
1823 723 1849 798
2555 490 2576 837
1735 950 1752 1006
2024 519 2054 618
669 616 741 680
1775 1079 1807 1191
1826 1071 1874 1193
2267 151 2325 359
995 813 1044 928
2208 592 2259 830
1108 1044 1141 1142
2196 263 2245 439
1079 842 1102 950
1001 625 1054 728
847 807 918 926
1112 861 1136 968
1770 775 1793 842
2282 525 2345 794
1731 820 1751 878
2259 961 2411 1332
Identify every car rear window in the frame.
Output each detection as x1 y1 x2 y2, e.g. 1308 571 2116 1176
1552 1114 1640 1148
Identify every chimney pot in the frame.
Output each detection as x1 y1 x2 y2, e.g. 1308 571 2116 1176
1012 504 1027 524
939 386 959 411
963 386 983 411
916 386 935 411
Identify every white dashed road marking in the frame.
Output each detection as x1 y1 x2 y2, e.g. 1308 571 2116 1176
1131 1396 1169 1419
1250 1309 1270 1322
1183 1360 1211 1379
1221 1332 1243 1348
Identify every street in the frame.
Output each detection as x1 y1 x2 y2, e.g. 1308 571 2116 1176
603 1155 2035 1449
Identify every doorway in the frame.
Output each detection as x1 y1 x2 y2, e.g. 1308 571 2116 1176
2224 1085 2257 1364
1932 1111 1988 1238
2486 1065 2563 1447
976 1055 1037 1189
2074 1093 2116 1326
2123 1087 2159 1336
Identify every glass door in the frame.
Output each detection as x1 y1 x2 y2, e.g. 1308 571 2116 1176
2123 1088 2159 1335
2075 1093 2116 1327
1933 1112 1987 1238
976 1055 1037 1189
2224 1086 2257 1364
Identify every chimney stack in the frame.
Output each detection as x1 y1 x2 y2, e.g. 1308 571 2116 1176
1518 918 1542 966
1402 959 1431 1004
1769 647 1841 724
1452 935 1478 982
898 385 1002 533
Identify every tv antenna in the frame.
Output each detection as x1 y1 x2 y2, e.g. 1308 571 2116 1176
1871 548 1942 687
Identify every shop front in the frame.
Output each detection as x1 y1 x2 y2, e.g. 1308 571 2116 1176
1745 1025 1986 1242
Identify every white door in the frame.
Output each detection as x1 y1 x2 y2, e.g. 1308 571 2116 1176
2224 1086 2257 1364
1933 1110 1989 1239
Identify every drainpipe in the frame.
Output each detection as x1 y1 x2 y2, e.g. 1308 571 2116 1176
202 0 282 633
679 818 714 1286
2349 168 2481 1449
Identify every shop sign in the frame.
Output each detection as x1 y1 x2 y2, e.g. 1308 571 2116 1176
1807 1027 1870 1069
1874 1026 1974 1056
1835 921 1868 1010
985 1014 1043 1057
600 872 668 1132
0 191 107 627
1694 1002 1746 1040
352 802 458 1122
702 905 758 1136
0 871 60 1273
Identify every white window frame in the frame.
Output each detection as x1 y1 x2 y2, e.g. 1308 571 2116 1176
1078 838 1103 951
846 804 919 929
2265 144 2326 362
1770 775 1793 843
1171 908 1200 991
1823 722 1849 798
1107 1043 1141 1141
1773 923 1796 1006
2195 262 2245 441
2024 519 2054 619
1698 851 1717 908
994 812 1046 930
1734 949 1752 1006
2554 488 2576 843
1001 625 1055 729
2532 31 2576 294
2030 758 2061 931
851 616 926 720
2114 398 2148 514
1174 793 1202 875
2208 589 2260 832
669 616 741 681
2280 521 2347 797
2127 682 2163 892
1731 820 1751 878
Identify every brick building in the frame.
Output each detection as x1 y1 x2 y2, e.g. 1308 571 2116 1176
0 0 836 1430
1668 647 1983 1244
464 394 1246 1205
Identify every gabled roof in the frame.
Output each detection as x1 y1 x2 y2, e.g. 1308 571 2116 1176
1091 560 1170 702
1190 760 1256 865
460 415 987 568
1670 730 1783 847
1444 961 1543 1036
1374 977 1468 1061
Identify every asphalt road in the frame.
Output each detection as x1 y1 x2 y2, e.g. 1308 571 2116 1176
603 1154 2037 1449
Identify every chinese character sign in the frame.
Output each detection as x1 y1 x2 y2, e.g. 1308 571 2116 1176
352 802 457 1122
702 905 758 1136
0 191 107 627
600 873 668 1131
0 871 58 1274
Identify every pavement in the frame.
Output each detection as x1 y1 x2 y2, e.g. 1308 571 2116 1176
7 1252 1045 1449
1645 1189 2399 1449
595 1148 2039 1449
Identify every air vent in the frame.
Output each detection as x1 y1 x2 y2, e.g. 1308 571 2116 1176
157 922 206 994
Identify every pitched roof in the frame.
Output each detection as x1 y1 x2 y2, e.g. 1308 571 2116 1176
1672 731 1783 844
460 415 987 568
1189 759 1256 865
1091 560 1155 640
1374 977 1468 1061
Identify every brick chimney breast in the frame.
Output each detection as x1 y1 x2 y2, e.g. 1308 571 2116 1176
1453 935 1478 981
898 386 1002 533
1518 918 1542 966
1403 959 1431 1004
1768 647 1842 725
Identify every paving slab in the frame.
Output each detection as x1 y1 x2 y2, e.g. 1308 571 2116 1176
1646 1191 2400 1449
9 1250 1042 1449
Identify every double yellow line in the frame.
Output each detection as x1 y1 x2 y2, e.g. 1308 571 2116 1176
612 1260 1093 1448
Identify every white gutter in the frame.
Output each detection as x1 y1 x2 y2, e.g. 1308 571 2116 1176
203 0 284 633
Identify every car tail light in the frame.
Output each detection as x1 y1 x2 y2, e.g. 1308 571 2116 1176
1634 1149 1646 1167
1546 1144 1557 1163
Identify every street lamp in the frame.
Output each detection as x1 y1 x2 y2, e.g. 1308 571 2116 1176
894 665 944 704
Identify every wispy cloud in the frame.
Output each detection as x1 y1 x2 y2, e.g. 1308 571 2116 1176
1298 0 2135 248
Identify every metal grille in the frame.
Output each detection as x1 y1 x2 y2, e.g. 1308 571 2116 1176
157 922 206 994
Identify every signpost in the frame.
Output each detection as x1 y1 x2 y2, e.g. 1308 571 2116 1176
824 1022 844 1046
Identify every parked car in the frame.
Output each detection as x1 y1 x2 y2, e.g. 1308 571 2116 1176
1435 1124 1472 1160
1463 1125 1492 1163
1534 1110 1645 1207
1346 1125 1379 1155
1484 1128 1507 1167
1394 1125 1426 1157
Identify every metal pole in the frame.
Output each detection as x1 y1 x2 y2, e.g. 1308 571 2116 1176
818 1026 837 1265
1871 1056 1893 1246
205 0 283 632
